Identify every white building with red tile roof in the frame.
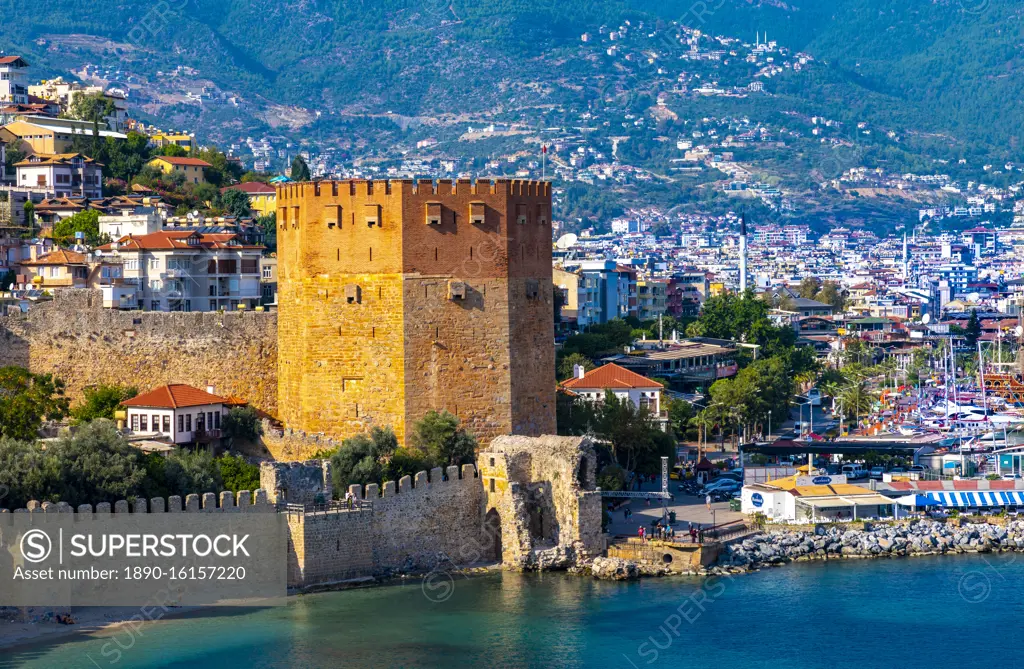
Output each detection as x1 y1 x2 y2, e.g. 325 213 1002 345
560 363 668 427
121 383 229 445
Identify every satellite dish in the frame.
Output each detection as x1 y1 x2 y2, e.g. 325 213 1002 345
1016 325 1023 337
555 233 578 250
922 313 931 324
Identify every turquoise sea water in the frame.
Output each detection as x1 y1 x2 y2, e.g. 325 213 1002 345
4 554 1022 669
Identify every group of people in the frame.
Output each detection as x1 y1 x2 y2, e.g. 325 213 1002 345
636 520 702 544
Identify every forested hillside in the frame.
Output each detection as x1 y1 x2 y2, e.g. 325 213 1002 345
5 0 1021 149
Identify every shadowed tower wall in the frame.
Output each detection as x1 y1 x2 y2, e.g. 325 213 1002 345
276 179 556 446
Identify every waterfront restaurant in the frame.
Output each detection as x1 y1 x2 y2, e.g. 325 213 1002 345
741 473 895 523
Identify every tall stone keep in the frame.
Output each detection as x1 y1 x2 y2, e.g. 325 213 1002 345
276 179 556 446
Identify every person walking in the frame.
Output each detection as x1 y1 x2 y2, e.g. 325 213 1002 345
690 527 697 543
705 493 712 511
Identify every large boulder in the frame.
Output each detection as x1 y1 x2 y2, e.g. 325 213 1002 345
591 557 640 581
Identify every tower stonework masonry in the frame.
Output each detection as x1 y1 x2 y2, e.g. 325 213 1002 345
276 178 556 446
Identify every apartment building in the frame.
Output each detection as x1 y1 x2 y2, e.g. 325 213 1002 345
0 116 126 154
96 230 264 312
0 56 29 105
15 153 103 198
145 156 210 185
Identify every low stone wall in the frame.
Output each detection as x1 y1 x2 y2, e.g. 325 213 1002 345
260 422 340 461
607 539 719 574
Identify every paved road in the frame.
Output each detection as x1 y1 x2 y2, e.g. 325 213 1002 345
605 493 744 537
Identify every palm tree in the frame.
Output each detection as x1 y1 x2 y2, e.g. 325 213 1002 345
819 380 841 414
838 380 874 427
794 370 817 394
688 409 712 461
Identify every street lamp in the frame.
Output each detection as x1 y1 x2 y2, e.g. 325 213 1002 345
768 410 772 442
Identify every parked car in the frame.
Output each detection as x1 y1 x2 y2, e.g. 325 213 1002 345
700 480 741 496
1002 473 1023 480
869 466 885 480
909 465 929 474
889 467 906 474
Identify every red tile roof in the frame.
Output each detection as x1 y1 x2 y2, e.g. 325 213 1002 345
221 182 275 195
121 384 228 409
561 363 663 390
19 249 88 266
0 56 28 66
97 230 262 251
150 156 212 168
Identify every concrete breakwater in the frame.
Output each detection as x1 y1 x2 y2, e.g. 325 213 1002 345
719 520 1024 571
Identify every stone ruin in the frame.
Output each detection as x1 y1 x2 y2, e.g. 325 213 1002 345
260 460 333 506
479 434 604 571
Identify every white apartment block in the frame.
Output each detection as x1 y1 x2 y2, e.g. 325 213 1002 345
0 56 29 105
15 153 103 198
96 230 264 312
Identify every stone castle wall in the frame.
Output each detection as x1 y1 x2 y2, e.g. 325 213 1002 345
284 464 486 588
0 290 278 415
2 489 274 514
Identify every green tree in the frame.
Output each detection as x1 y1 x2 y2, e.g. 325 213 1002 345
71 384 138 424
22 201 35 233
666 396 695 440
160 144 188 158
67 92 116 123
0 437 56 508
410 410 477 468
797 277 822 299
595 391 659 473
556 391 599 436
222 406 263 442
194 146 242 187
965 309 982 348
221 189 252 218
256 213 276 252
160 448 223 497
46 420 149 505
52 209 103 247
557 352 594 381
838 380 875 423
290 155 311 182
814 281 846 312
596 463 626 492
329 426 418 490
217 453 261 492
0 367 69 441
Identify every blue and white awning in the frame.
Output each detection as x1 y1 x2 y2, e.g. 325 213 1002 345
924 491 1024 507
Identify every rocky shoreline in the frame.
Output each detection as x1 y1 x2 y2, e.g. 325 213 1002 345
721 519 1024 571
589 519 1024 580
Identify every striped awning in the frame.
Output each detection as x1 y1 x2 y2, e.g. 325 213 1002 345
926 491 1024 507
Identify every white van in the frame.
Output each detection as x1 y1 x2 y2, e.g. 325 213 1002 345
807 388 823 407
841 464 868 480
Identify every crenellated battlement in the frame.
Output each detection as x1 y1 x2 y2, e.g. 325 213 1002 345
0 490 273 515
345 464 478 501
276 178 550 202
